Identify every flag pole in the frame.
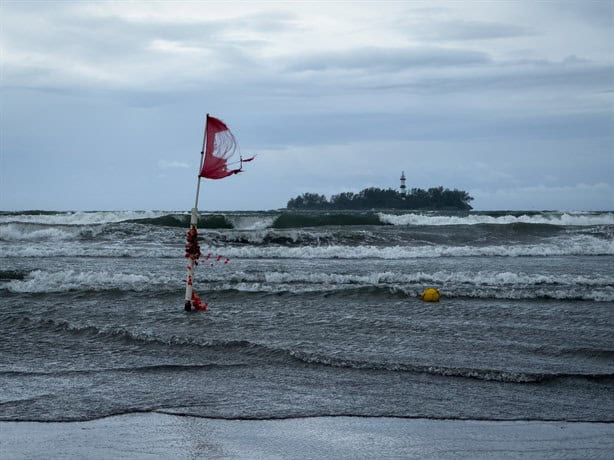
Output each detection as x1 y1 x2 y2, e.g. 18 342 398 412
184 114 209 311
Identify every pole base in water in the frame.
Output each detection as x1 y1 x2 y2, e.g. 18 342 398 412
184 301 192 312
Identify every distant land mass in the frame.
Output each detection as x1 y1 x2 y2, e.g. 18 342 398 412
286 187 474 210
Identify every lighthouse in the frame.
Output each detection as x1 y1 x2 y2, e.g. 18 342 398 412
400 171 407 195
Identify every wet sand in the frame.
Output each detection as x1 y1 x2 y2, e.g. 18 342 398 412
1 414 613 459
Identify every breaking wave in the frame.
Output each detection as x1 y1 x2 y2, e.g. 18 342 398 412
223 238 614 258
4 210 612 229
4 270 177 293
5 268 613 301
1 235 612 261
0 224 76 242
0 211 170 226
378 212 614 226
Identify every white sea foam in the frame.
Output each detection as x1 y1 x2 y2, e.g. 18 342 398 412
0 211 172 226
6 268 613 301
0 244 172 258
185 269 614 290
187 269 614 302
226 215 277 230
451 286 614 302
207 270 614 301
2 234 612 259
214 236 614 259
261 270 614 288
378 212 614 226
0 224 75 242
6 270 175 293
205 281 614 302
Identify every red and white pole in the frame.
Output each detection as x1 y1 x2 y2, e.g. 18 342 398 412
184 208 199 311
184 115 208 311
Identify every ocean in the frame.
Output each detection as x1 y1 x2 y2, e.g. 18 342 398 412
1 210 613 423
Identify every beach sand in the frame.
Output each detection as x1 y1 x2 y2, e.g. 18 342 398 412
1 414 612 459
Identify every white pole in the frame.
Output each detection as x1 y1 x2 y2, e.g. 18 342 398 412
184 114 209 311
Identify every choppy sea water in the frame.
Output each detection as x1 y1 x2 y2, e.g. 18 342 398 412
1 210 613 422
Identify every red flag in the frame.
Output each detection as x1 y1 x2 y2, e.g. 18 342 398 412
200 115 242 179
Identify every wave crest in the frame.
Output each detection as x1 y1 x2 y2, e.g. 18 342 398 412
378 212 614 226
3 210 613 229
5 270 175 293
5 268 613 301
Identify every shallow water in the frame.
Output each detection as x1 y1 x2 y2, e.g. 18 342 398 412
1 210 613 422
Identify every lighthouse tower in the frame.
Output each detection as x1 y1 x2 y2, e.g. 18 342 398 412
400 171 407 195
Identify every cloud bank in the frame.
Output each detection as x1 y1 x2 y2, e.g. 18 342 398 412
1 1 612 210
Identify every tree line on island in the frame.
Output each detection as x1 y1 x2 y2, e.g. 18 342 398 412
287 186 474 210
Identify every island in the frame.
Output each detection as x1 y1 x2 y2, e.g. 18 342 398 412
286 187 473 210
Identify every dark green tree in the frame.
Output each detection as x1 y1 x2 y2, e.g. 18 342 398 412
287 192 330 209
287 187 473 210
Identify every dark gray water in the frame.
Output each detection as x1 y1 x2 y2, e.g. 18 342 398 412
1 210 613 422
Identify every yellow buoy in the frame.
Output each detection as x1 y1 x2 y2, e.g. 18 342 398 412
421 287 441 302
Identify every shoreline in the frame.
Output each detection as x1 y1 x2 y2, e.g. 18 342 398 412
5 411 614 424
2 413 613 459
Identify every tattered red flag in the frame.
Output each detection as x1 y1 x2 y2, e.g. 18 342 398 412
200 115 252 179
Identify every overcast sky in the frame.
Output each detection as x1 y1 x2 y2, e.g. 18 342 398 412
1 1 613 211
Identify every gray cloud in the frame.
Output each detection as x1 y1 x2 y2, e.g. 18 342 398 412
423 20 536 41
539 0 614 29
286 46 490 72
367 61 614 94
0 1 612 211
